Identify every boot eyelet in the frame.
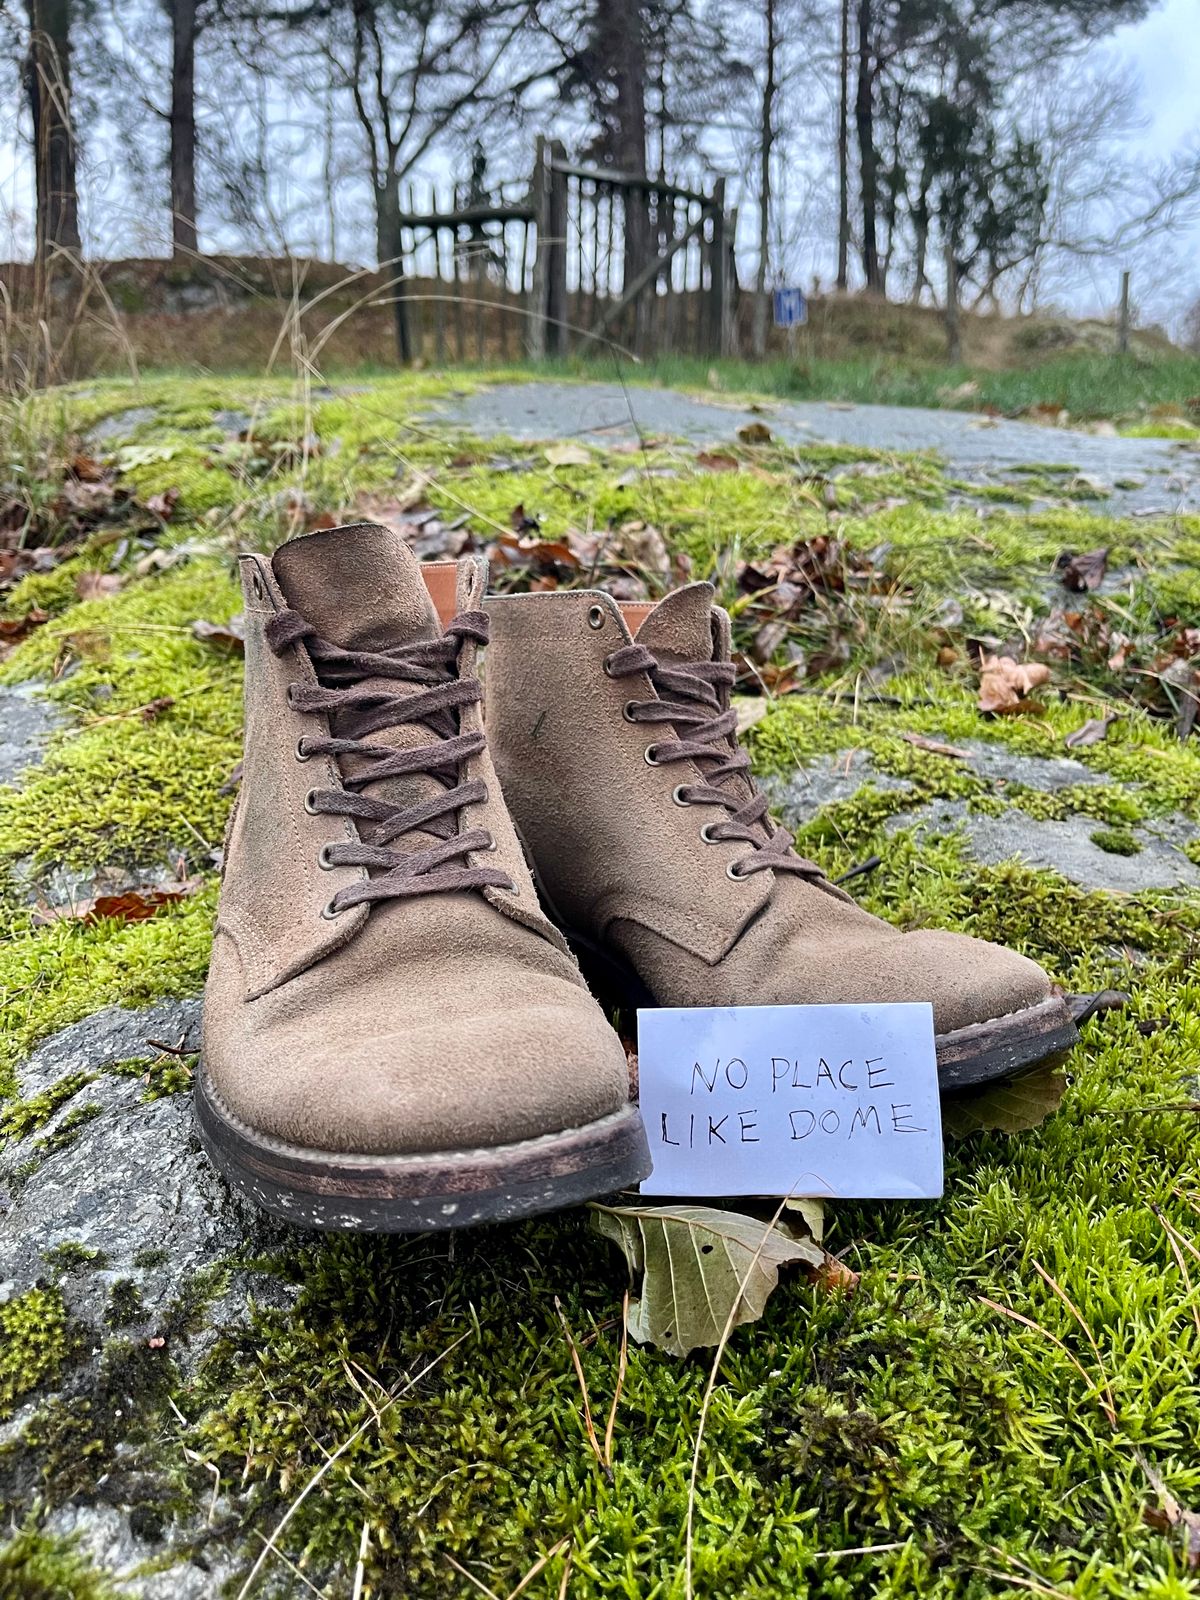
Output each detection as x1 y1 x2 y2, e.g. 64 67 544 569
672 785 693 807
303 788 320 814
622 701 638 722
321 897 345 920
481 836 498 853
250 571 264 600
726 861 748 881
603 655 616 677
295 738 311 762
700 822 721 844
587 604 606 630
317 844 335 870
644 744 662 766
286 684 300 709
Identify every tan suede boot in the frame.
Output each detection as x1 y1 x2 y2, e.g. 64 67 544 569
198 524 648 1230
484 583 1078 1091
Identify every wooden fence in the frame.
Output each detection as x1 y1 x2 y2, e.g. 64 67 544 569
389 139 737 364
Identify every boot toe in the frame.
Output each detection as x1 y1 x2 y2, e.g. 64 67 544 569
233 996 631 1158
902 930 1052 1036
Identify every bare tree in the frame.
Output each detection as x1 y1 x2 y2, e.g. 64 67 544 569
751 0 777 355
24 0 81 261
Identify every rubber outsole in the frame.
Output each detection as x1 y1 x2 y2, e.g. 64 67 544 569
194 1067 652 1233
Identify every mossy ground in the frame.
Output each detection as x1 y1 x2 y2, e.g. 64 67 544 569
0 373 1198 1598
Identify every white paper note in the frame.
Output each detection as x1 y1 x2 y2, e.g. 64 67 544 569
637 1003 943 1199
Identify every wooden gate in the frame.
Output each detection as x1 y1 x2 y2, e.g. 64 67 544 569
390 139 737 364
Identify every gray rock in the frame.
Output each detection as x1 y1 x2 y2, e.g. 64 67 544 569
436 381 1200 517
43 1502 244 1600
17 998 203 1097
0 683 67 786
954 740 1105 791
888 802 1200 893
764 751 908 824
87 407 159 444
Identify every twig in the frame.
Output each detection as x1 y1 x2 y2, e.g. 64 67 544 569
505 1537 571 1600
351 1521 370 1600
978 1297 1114 1426
235 1331 469 1599
555 1297 605 1470
601 1290 629 1472
443 1552 501 1600
1031 1259 1116 1427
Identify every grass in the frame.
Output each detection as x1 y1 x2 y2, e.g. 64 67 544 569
0 371 1197 1597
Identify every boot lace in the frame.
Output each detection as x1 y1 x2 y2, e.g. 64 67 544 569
604 641 827 883
266 606 514 915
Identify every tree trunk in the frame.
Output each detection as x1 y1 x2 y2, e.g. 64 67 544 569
169 0 199 256
25 0 81 261
374 175 410 363
836 0 850 289
752 0 777 358
596 0 649 291
854 0 880 293
943 233 961 364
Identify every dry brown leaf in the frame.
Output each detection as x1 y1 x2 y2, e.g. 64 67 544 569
1056 546 1109 593
900 731 972 759
192 615 245 651
0 606 50 645
696 450 739 471
978 654 1051 714
34 878 202 928
736 421 772 445
1065 712 1120 749
75 570 124 601
145 487 181 520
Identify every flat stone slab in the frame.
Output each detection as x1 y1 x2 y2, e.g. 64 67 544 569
888 801 1200 893
86 406 159 443
435 381 1198 516
764 751 907 823
17 998 202 1097
0 683 67 787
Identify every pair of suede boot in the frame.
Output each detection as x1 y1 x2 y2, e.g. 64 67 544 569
197 523 1078 1231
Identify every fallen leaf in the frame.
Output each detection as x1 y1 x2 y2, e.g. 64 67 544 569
192 616 245 651
1056 546 1109 593
736 422 772 445
782 1196 826 1243
941 1064 1068 1138
75 570 124 601
1065 712 1120 749
544 442 592 468
145 487 181 520
1137 1451 1200 1571
900 731 972 759
68 452 106 482
978 654 1051 714
34 879 202 928
732 696 769 734
0 606 50 647
696 450 739 472
619 522 671 580
510 502 539 534
589 1202 823 1356
806 1255 860 1293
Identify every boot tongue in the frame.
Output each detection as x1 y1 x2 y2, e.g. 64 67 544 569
272 522 440 651
633 581 715 667
272 522 455 856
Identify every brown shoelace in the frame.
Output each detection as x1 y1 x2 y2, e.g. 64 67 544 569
604 640 827 883
266 606 514 914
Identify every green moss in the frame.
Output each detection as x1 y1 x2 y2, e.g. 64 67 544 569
0 1289 74 1420
1090 825 1143 856
0 885 215 1093
0 1526 118 1600
0 1071 96 1142
104 1280 147 1330
41 1242 108 1275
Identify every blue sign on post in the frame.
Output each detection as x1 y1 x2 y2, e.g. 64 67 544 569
773 287 808 328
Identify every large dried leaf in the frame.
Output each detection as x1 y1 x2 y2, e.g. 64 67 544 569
978 654 1051 714
941 1064 1067 1138
33 878 202 929
544 442 592 467
75 570 124 601
590 1202 823 1357
1056 546 1109 593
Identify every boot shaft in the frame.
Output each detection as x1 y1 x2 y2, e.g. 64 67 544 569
483 585 775 964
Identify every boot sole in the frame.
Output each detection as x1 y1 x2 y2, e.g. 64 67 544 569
555 924 1080 1095
193 1066 651 1233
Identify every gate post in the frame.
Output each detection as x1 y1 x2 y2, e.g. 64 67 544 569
529 136 550 360
529 137 568 360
